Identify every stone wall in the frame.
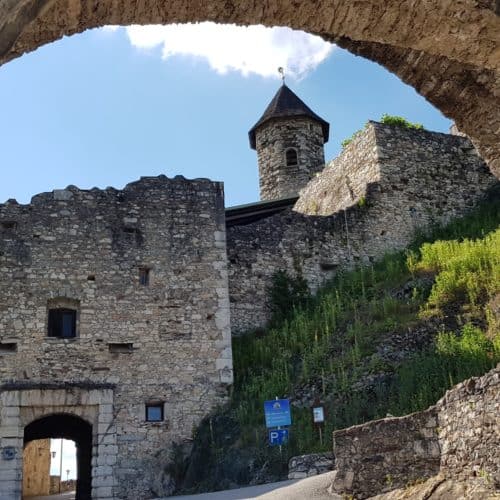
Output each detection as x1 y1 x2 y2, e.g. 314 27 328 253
294 123 379 215
228 122 497 334
22 439 51 496
287 452 334 480
438 365 500 484
0 175 233 499
331 365 500 498
332 409 440 497
256 118 325 201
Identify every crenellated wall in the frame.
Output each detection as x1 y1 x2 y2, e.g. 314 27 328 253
227 122 497 334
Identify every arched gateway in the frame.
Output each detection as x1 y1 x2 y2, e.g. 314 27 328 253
24 414 92 499
0 386 116 499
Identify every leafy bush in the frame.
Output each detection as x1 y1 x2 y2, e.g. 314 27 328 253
390 324 499 414
341 114 424 149
410 230 499 310
380 114 424 130
267 270 310 326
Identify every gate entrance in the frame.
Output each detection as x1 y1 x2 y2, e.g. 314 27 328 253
24 415 92 500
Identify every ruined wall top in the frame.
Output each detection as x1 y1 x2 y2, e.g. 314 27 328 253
295 121 485 216
2 174 223 209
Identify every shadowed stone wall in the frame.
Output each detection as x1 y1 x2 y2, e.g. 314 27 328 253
0 176 233 499
227 123 497 334
331 365 500 498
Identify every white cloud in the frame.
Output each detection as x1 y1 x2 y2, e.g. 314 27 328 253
123 23 333 80
102 25 120 32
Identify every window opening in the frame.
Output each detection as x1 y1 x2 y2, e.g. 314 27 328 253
139 267 150 286
145 403 164 422
48 309 77 338
1 221 17 231
0 342 17 354
285 148 298 167
108 342 133 354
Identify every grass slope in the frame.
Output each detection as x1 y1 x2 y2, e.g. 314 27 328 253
178 186 500 493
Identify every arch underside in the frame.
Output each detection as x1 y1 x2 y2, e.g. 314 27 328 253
24 413 92 500
0 0 499 177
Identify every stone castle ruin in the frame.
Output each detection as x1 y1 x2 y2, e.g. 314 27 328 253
0 85 497 499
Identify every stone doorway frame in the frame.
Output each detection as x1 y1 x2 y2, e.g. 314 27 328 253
0 385 116 499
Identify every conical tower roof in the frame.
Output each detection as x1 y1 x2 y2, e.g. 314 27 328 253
249 84 329 149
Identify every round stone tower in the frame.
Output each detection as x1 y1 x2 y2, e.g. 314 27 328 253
249 84 330 201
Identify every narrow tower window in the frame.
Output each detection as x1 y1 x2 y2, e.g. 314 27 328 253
285 148 298 167
139 267 150 286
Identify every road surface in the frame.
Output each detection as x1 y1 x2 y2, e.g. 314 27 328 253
168 472 340 499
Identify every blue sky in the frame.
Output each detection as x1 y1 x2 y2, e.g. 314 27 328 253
0 24 452 208
50 439 77 481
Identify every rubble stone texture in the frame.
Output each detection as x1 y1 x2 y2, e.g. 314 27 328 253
228 122 498 334
0 0 498 177
287 452 334 480
255 118 325 201
0 176 233 499
331 365 500 499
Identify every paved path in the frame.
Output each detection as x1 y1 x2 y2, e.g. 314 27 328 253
168 472 340 500
27 492 75 500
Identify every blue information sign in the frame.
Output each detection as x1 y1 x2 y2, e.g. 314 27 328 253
264 399 292 428
269 428 289 446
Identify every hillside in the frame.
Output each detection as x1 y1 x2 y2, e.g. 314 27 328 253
171 185 500 495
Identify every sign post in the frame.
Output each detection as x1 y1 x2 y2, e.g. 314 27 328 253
264 399 291 428
312 404 325 446
264 398 292 455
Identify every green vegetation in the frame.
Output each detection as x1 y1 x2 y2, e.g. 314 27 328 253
180 188 500 492
341 114 424 148
379 114 423 130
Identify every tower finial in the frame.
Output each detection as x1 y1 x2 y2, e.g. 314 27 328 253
278 67 285 84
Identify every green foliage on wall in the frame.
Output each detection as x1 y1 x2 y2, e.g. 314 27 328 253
341 115 425 148
379 114 424 130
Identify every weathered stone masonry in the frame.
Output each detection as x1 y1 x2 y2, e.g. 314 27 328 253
331 364 500 498
227 122 497 334
0 176 233 499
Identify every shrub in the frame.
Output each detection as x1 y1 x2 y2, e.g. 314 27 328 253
380 114 424 130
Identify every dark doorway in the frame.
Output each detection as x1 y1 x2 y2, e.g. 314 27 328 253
24 414 92 500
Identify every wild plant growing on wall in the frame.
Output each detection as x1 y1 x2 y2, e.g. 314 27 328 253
341 114 424 148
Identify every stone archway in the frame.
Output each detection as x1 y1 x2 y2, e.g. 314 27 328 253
24 414 92 499
0 1 499 177
0 386 116 499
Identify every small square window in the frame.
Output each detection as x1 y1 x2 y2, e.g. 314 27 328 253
139 267 150 286
48 308 77 338
146 403 164 422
